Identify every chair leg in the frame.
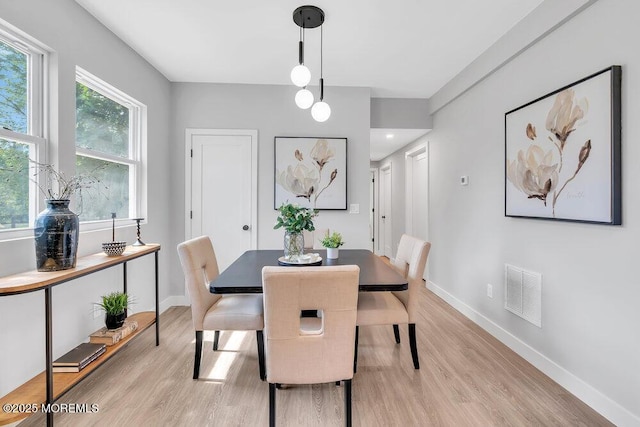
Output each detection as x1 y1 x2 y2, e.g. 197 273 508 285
393 324 400 343
344 379 352 427
194 330 203 379
269 382 276 427
213 330 220 351
257 330 266 381
408 323 420 369
353 326 359 373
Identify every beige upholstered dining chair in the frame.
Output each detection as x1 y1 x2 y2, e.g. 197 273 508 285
355 234 430 370
177 236 265 380
262 265 360 427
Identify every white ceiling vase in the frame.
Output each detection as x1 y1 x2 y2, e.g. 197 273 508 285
290 5 330 122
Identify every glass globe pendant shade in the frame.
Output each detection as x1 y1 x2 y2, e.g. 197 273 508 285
290 65 311 87
295 88 314 109
311 101 331 122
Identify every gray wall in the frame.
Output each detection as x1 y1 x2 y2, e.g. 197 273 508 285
169 83 371 296
370 97 431 129
0 0 171 397
426 0 638 423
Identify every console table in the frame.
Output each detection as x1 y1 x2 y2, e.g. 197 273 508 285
0 244 161 426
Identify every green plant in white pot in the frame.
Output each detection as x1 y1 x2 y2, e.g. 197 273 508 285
321 232 344 259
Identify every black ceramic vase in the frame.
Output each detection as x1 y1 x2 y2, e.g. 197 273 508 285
34 199 79 272
105 312 126 330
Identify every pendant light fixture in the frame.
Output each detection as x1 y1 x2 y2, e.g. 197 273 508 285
311 24 330 122
290 24 311 87
291 6 330 121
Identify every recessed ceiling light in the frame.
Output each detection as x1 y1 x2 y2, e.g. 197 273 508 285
386 134 394 139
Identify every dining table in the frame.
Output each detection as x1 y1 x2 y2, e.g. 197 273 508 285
209 249 407 294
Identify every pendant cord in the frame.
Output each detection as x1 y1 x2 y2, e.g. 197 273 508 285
320 25 323 79
320 25 324 101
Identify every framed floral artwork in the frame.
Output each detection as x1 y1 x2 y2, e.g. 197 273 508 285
274 136 347 210
505 66 621 224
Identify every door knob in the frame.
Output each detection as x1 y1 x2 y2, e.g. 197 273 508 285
242 225 250 231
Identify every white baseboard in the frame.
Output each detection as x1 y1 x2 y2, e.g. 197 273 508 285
426 280 640 427
160 295 189 313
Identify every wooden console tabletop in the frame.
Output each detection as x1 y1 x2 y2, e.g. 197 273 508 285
0 244 160 295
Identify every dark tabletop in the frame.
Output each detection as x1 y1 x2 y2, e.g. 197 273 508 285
210 249 408 294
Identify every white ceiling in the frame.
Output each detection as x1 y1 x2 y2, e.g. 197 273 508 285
74 0 543 158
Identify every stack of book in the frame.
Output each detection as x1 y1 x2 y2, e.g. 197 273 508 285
89 319 138 346
52 342 106 373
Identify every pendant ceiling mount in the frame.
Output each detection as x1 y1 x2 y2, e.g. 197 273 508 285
292 5 325 29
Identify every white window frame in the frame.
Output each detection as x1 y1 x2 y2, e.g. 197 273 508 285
0 23 47 241
75 67 145 228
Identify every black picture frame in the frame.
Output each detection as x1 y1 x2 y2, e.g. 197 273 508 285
505 65 621 225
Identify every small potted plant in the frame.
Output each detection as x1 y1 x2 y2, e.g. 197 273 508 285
274 203 318 260
321 231 345 259
96 291 131 329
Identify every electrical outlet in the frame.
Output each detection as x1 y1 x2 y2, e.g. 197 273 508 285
487 283 493 298
93 305 102 319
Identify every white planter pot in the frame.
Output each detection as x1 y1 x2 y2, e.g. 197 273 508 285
326 247 339 259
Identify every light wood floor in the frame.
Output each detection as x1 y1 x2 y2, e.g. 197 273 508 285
19 286 612 426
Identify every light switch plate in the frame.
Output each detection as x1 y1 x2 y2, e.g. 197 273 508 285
349 204 360 214
460 175 469 186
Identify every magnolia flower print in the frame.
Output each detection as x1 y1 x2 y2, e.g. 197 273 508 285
526 123 536 140
507 145 559 206
277 139 340 207
508 88 591 217
311 139 335 170
276 163 319 201
546 88 588 150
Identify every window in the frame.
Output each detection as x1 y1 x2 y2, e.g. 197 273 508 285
75 68 144 222
0 26 45 233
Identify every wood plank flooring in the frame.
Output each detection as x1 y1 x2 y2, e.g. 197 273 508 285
18 286 612 426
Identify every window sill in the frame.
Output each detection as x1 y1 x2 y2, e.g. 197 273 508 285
0 219 144 243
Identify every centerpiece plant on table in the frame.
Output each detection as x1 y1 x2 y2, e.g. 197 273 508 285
320 231 344 259
273 203 318 260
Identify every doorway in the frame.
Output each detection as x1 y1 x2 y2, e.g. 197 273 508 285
379 163 393 257
185 129 258 272
369 168 379 252
405 143 428 279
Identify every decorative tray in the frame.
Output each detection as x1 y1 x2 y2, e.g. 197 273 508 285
277 253 323 266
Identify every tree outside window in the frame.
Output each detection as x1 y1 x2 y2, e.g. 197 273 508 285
75 70 143 222
0 36 42 231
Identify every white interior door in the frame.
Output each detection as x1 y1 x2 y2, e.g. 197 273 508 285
412 152 428 240
405 144 429 280
380 164 393 257
186 129 257 272
369 169 376 252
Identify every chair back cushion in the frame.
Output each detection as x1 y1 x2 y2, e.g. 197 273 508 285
177 236 222 330
262 265 359 384
391 234 431 322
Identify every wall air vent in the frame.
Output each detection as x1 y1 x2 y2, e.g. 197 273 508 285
504 264 542 327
